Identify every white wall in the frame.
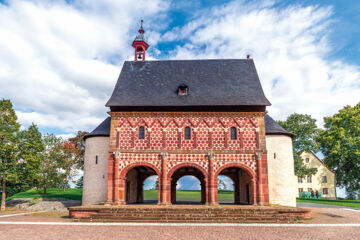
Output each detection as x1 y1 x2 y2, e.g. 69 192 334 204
82 136 109 205
266 135 296 207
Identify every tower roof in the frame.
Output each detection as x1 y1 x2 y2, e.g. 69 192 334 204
106 59 271 109
264 114 294 137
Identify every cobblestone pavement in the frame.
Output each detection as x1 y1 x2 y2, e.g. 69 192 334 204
0 224 359 240
0 207 359 240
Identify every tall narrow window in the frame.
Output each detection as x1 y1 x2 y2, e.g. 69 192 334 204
322 176 327 183
185 127 191 140
230 127 237 140
95 155 98 164
307 176 312 183
323 188 328 195
139 126 145 139
298 177 303 183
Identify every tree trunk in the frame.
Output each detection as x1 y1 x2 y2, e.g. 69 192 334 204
1 178 6 211
43 183 47 195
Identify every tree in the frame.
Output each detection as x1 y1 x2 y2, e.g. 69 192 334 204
38 134 63 194
217 179 227 190
318 103 360 195
68 131 88 170
277 113 319 177
58 140 81 191
154 179 159 190
18 124 44 189
0 99 20 211
75 176 83 189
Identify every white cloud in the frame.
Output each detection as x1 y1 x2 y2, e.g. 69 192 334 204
0 0 168 133
165 1 360 125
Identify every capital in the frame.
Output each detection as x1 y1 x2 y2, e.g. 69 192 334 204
207 152 215 160
116 127 121 132
160 152 169 159
255 153 262 160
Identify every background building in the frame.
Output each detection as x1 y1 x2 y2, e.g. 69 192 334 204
295 151 336 199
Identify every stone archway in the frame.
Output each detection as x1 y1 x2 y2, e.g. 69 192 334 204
215 163 256 205
120 162 161 204
168 164 208 204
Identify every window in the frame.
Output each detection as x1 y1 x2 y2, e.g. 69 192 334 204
178 84 189 96
274 153 276 159
298 177 303 183
230 127 237 140
323 188 328 195
95 155 98 164
307 176 312 183
298 188 303 194
322 176 327 183
139 126 145 139
305 158 309 163
308 188 313 192
185 127 191 140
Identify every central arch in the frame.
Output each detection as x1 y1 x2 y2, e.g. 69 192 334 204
168 163 208 204
120 162 160 204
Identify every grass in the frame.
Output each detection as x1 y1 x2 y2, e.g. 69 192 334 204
297 198 360 208
144 189 234 203
6 188 82 201
6 188 235 203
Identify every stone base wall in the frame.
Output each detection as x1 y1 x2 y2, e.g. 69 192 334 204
266 135 296 207
82 137 109 205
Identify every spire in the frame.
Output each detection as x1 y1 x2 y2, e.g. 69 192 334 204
132 20 149 61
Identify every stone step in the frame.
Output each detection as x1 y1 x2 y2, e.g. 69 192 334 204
93 213 285 218
81 218 296 223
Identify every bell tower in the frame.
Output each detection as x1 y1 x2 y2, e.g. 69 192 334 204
132 20 149 61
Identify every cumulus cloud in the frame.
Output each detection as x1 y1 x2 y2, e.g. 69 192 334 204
165 1 360 125
0 0 168 133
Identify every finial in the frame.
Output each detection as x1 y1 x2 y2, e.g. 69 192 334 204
139 19 144 34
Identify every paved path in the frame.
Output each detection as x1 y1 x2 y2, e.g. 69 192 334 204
297 202 360 210
0 206 360 239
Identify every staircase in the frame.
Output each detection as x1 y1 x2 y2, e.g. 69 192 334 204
70 206 311 223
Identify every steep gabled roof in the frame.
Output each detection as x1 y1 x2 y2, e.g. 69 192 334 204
106 59 271 108
83 117 111 140
264 114 294 137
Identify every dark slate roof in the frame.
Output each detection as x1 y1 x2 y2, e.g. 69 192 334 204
264 114 294 137
84 115 293 139
84 117 111 140
106 59 271 107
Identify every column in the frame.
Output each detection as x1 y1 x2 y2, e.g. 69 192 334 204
207 152 217 205
255 153 263 205
159 152 170 205
113 152 121 204
251 179 257 205
105 152 114 205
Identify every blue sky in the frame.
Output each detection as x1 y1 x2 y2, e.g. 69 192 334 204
1 0 359 194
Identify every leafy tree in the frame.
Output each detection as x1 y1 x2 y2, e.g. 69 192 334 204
58 140 81 191
318 103 360 195
75 176 83 189
277 113 319 177
154 179 159 190
38 134 63 194
0 99 20 211
18 124 44 189
68 131 88 170
217 179 227 190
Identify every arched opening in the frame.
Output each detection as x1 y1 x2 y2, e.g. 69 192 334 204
143 175 159 204
170 166 207 205
125 165 159 204
216 166 255 205
217 175 234 204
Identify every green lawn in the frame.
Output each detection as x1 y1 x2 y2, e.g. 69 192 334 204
6 188 234 203
6 188 82 201
144 190 234 203
297 198 360 208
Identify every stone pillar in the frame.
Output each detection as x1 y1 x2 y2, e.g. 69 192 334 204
130 127 136 149
255 153 263 205
159 152 170 205
193 127 198 149
207 152 217 205
113 152 121 204
105 152 114 205
251 178 257 205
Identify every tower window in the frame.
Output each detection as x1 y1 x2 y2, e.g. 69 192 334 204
139 126 145 139
185 127 191 139
305 158 309 163
322 176 327 183
95 155 98 164
231 127 237 140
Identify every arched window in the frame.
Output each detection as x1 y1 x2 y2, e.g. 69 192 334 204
185 127 191 140
231 127 237 140
139 126 145 139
